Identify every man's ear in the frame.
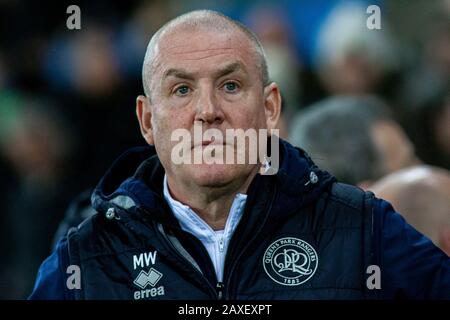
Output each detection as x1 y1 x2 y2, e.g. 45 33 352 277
263 83 282 134
136 95 154 145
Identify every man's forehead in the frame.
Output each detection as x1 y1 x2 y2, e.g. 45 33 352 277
156 27 254 61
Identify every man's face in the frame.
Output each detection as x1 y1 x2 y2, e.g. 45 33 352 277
138 27 279 189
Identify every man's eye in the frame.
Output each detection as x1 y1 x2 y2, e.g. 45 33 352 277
174 85 190 96
223 82 239 93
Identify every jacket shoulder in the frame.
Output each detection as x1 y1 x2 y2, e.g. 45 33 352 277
28 238 74 300
313 182 375 234
327 182 374 211
66 206 157 262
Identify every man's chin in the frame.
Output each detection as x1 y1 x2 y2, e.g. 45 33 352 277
185 163 252 188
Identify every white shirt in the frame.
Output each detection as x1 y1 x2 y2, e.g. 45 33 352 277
163 175 247 282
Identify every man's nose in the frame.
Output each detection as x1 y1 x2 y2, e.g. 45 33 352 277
194 89 224 125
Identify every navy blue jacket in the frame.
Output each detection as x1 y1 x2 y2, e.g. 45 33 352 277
29 140 450 299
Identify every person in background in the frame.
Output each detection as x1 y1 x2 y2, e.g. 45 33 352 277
0 93 75 298
370 165 450 257
289 95 420 188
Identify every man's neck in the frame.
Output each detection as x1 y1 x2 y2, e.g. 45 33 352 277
166 168 258 230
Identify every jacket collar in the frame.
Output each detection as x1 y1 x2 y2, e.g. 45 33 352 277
91 138 336 221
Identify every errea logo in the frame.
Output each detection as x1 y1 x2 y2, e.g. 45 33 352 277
132 251 166 300
134 268 162 289
133 267 165 300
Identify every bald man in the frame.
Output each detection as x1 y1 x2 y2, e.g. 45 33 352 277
370 166 450 256
30 10 449 300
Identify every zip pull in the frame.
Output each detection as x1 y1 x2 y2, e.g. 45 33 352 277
218 236 225 253
216 282 225 299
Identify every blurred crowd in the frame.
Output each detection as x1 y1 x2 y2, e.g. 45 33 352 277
0 0 449 299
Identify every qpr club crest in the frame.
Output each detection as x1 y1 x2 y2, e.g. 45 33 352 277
263 237 318 286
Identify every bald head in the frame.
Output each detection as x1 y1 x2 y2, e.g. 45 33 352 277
370 166 450 255
142 10 269 98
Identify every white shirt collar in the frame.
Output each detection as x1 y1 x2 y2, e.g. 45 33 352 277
163 174 247 281
163 174 247 237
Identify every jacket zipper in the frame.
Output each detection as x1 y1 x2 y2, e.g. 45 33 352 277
216 282 225 300
223 183 277 299
217 235 225 299
146 183 275 300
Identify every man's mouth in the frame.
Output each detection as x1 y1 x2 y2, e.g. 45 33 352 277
192 137 226 149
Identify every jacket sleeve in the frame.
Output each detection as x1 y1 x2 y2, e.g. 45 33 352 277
375 198 450 299
28 238 74 300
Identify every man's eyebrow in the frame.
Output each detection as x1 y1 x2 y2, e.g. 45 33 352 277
162 62 245 82
215 62 244 78
163 68 196 81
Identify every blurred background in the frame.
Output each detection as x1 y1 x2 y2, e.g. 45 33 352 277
0 0 449 299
